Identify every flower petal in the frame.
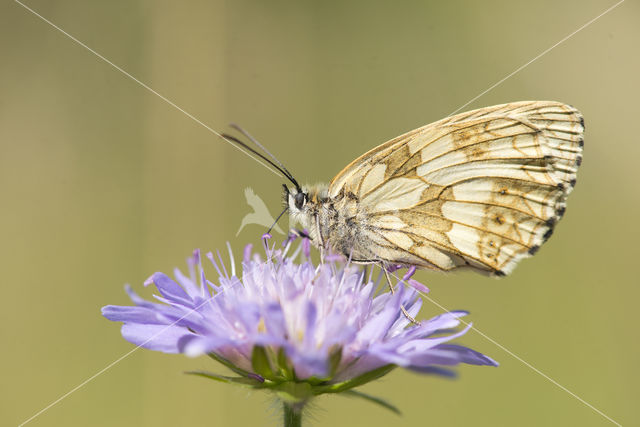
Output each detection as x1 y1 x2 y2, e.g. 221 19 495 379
121 323 195 353
179 335 232 357
101 305 168 324
427 344 499 366
145 273 192 305
397 322 473 354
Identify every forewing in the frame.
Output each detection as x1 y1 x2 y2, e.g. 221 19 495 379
328 101 583 275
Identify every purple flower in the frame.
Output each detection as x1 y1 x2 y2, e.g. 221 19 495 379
102 239 497 411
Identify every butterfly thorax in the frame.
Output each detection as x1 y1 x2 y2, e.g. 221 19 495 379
285 184 375 262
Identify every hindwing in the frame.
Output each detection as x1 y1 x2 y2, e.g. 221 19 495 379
328 101 584 275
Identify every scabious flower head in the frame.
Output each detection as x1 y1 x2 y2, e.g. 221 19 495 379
102 237 497 412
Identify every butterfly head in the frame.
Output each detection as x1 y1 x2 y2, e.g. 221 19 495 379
283 184 308 213
283 183 329 232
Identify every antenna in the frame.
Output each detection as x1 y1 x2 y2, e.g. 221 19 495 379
221 132 301 192
229 124 297 187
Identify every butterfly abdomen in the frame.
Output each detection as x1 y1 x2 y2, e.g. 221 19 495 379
318 190 378 263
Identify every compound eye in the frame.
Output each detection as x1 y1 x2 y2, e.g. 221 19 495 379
295 192 305 210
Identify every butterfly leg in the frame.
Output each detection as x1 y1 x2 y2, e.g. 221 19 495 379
315 215 326 264
382 265 421 325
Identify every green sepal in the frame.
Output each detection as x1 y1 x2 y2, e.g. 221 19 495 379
328 346 342 377
276 347 294 380
186 370 268 389
251 346 275 379
208 353 252 377
342 390 401 415
314 364 396 394
273 381 314 405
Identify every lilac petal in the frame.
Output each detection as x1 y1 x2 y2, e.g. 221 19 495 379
262 303 287 339
206 251 224 279
145 273 192 305
405 345 496 370
398 322 473 354
282 232 298 248
226 242 237 277
283 233 297 247
230 302 261 334
362 346 410 366
403 266 416 281
205 278 222 293
124 284 157 308
173 267 200 297
216 249 229 279
390 298 422 334
356 292 403 344
243 244 253 264
102 305 167 324
325 253 345 262
121 323 195 353
150 294 199 315
386 264 402 273
289 353 329 379
195 250 209 295
430 344 499 366
187 254 197 282
192 249 201 266
179 334 231 357
407 279 429 293
409 366 457 377
303 301 317 348
124 285 186 316
333 354 389 382
320 316 358 350
406 296 423 317
302 237 311 258
419 311 469 334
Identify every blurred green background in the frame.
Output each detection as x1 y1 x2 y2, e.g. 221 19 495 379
1 1 638 426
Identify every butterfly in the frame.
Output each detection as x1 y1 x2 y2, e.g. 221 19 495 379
225 101 583 277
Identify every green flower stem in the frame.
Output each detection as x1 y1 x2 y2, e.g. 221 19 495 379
283 402 302 427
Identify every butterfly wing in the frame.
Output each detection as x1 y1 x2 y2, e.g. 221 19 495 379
328 101 583 275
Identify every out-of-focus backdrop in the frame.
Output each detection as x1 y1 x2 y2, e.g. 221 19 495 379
1 1 638 426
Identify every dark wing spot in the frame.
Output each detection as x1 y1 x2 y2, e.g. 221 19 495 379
570 178 577 188
545 217 557 228
556 206 566 218
557 182 565 191
579 116 585 129
528 245 540 255
576 155 583 166
543 228 554 242
579 138 584 148
494 270 506 277
346 191 359 201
